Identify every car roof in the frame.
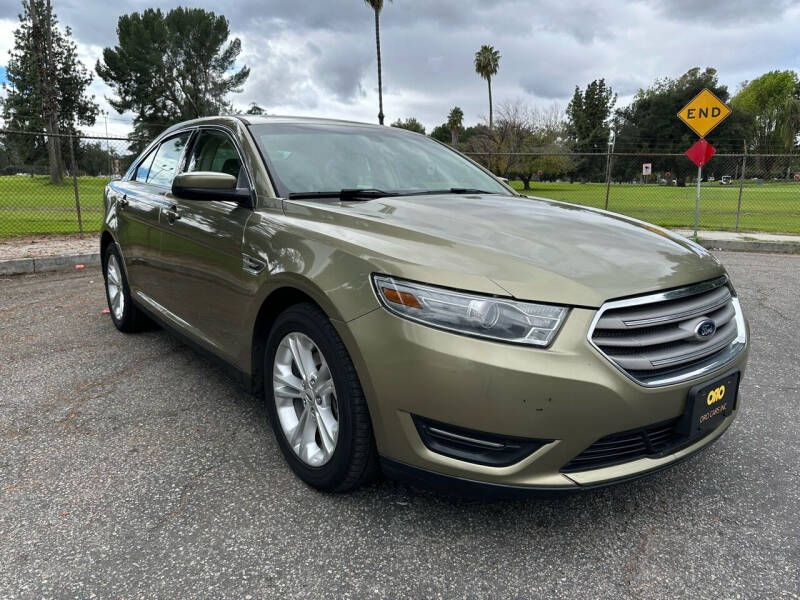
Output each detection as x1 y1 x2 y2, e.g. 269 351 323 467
162 114 385 132
238 115 378 128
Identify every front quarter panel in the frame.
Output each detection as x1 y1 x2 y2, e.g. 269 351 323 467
241 209 382 326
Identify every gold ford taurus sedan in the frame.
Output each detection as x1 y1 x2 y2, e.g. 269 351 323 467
101 115 748 495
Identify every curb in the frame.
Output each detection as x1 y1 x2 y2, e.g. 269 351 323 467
693 238 800 254
0 252 101 276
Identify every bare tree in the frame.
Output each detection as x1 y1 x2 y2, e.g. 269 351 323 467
466 100 572 185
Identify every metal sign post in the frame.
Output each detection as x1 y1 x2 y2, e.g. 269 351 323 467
677 89 732 242
685 139 717 240
695 166 702 239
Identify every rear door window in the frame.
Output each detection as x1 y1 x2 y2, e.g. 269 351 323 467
134 150 156 181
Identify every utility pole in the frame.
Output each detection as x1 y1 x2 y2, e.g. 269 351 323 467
374 9 384 125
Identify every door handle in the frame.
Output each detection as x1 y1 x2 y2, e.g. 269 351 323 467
164 206 181 223
118 194 129 208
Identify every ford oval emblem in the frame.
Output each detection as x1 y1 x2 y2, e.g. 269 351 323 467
694 320 716 340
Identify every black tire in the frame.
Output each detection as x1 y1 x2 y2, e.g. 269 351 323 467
102 243 151 333
264 302 378 492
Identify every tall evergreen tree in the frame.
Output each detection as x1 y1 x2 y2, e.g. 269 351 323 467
96 7 250 148
390 117 425 134
1 0 98 183
429 123 451 144
245 102 266 115
565 79 616 180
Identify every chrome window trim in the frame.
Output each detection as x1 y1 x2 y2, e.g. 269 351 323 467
587 276 747 387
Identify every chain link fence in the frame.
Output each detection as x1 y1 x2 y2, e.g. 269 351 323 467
0 129 798 237
0 129 140 238
468 150 800 235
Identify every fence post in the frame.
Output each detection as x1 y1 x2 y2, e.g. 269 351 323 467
68 134 84 237
735 140 747 232
604 142 612 210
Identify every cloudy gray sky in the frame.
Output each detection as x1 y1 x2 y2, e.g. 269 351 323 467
0 0 798 137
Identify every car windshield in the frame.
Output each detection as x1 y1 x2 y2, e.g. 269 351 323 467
250 123 509 198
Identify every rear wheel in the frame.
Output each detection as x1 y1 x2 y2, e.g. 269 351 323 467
265 303 377 492
103 244 150 333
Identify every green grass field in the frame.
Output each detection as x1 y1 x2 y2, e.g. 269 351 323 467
1 175 799 237
0 175 108 236
511 181 800 234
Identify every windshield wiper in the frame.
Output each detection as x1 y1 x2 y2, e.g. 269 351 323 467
288 189 398 201
287 187 500 201
447 187 498 194
404 187 499 196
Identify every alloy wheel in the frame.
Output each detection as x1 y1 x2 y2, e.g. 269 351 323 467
106 254 125 321
272 332 339 466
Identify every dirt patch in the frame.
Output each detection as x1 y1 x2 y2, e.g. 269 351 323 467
0 233 100 260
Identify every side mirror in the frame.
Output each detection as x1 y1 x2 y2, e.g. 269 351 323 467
172 171 253 206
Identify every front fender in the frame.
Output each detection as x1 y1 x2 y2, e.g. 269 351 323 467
241 210 382 325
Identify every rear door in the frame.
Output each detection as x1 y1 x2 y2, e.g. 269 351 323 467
156 127 255 362
111 142 163 296
116 131 192 305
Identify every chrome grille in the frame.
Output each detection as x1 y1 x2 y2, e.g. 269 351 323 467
589 276 746 386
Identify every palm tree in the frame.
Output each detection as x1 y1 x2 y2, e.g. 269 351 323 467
474 45 500 129
364 0 392 125
446 106 464 147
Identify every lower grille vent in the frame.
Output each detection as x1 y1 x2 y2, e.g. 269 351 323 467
561 419 687 472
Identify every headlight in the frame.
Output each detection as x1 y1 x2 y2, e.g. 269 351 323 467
372 275 568 347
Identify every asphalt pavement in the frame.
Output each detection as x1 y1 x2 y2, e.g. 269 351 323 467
1 251 798 599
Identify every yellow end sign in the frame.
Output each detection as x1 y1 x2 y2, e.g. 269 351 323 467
677 88 732 138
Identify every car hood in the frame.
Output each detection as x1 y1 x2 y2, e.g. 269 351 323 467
282 193 725 307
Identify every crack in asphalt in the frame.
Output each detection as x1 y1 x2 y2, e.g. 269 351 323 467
154 406 256 529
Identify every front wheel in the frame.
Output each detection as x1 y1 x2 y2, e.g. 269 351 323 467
265 303 377 492
103 243 150 333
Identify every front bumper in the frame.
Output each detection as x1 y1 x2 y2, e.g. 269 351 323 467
340 305 749 491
